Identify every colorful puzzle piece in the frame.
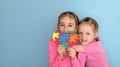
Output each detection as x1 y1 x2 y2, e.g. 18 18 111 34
69 34 78 42
52 32 59 41
62 42 68 48
69 31 74 34
60 33 69 42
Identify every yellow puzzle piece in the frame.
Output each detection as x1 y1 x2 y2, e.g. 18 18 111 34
52 32 59 41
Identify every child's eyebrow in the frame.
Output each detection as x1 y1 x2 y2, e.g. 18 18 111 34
59 22 64 24
69 23 73 24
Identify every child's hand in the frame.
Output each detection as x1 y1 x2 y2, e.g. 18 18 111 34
57 44 66 59
67 48 76 60
73 45 84 52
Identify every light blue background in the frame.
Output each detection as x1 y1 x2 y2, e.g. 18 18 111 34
0 0 120 67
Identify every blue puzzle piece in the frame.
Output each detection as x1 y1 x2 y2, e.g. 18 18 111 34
60 33 69 42
63 33 69 39
60 36 65 42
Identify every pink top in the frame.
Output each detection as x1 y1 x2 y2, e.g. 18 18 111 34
48 40 82 67
48 37 109 67
78 38 109 67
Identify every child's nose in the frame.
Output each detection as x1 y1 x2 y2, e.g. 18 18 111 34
64 27 68 33
82 34 86 39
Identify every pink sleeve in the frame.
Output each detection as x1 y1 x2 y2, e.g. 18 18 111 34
48 40 70 67
71 52 86 67
48 40 59 67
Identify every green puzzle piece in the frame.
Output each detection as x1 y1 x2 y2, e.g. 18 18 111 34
62 42 68 48
69 31 74 34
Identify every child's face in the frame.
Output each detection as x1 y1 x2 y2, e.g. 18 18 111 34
78 23 97 45
58 16 77 33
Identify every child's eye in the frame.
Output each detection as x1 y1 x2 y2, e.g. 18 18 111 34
86 33 90 35
79 32 83 35
68 24 73 27
60 24 64 26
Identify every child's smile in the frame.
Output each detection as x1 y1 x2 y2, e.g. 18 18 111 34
78 23 97 45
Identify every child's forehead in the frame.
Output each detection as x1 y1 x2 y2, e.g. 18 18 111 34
59 17 76 24
78 23 97 33
79 23 94 29
79 24 92 28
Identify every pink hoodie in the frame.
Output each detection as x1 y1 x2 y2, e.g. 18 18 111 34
78 38 109 67
48 37 109 67
48 40 82 67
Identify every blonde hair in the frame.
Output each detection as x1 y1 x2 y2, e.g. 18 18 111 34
79 17 98 32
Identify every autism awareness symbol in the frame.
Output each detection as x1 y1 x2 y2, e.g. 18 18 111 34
52 31 78 48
